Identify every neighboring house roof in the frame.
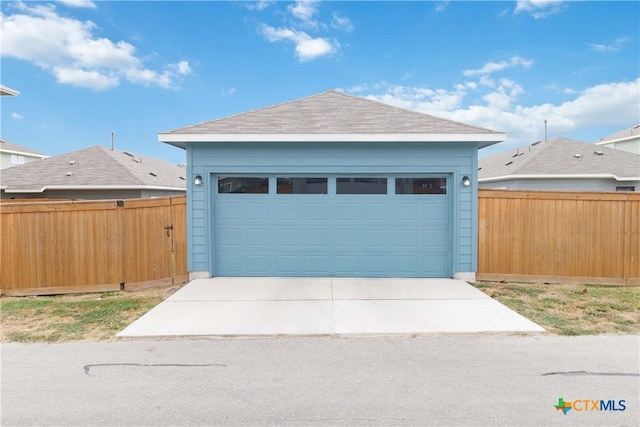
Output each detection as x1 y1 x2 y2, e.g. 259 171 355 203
0 85 20 96
479 137 640 183
159 90 505 147
1 145 187 193
594 123 640 145
0 139 48 158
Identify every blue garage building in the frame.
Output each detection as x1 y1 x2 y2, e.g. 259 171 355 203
159 90 504 281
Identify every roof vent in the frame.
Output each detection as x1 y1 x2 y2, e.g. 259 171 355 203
65 172 73 177
179 176 186 180
69 161 76 165
512 151 524 157
149 172 157 177
574 154 582 159
505 161 513 166
124 151 134 157
594 151 604 156
477 167 482 171
531 141 542 146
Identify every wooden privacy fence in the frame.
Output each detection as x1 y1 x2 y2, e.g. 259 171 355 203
1 196 187 296
2 190 638 295
477 189 640 286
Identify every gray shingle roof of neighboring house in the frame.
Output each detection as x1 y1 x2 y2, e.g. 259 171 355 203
594 124 640 144
1 145 186 193
159 90 505 147
0 139 48 157
479 137 640 183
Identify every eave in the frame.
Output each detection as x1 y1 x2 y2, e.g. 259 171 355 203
158 132 506 149
479 173 640 183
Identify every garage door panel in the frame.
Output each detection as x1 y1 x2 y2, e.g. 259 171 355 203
246 255 270 273
276 204 299 220
393 230 418 247
422 202 447 220
363 229 388 246
275 229 299 246
214 176 451 277
423 230 447 247
305 204 328 220
334 203 361 220
303 229 330 246
393 204 418 220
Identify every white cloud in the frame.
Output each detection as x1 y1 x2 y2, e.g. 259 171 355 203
288 0 320 29
0 3 191 90
588 37 630 53
256 1 349 61
260 24 337 62
514 0 566 19
463 56 533 77
435 1 450 13
349 77 639 152
56 0 96 9
331 12 353 32
221 87 236 97
244 1 273 12
11 112 24 120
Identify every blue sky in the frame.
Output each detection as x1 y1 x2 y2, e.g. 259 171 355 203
1 0 639 164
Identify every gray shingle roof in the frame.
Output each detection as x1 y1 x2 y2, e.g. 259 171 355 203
479 137 640 182
161 90 503 136
1 145 186 192
0 139 48 157
595 123 640 143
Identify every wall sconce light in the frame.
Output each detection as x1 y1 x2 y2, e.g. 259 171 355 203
194 175 203 186
462 176 471 187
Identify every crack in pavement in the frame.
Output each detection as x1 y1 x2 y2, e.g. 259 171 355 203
542 370 639 377
83 363 226 375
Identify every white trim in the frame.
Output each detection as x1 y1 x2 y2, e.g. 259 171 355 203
0 85 20 96
158 133 506 143
479 173 640 183
2 185 186 193
0 149 48 158
594 135 639 146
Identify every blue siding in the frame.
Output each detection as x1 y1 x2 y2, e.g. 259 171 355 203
186 141 479 277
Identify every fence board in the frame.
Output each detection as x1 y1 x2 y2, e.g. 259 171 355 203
1 196 187 296
478 189 640 285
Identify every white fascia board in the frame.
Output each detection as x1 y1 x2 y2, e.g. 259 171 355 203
0 86 20 96
594 135 640 146
3 185 186 193
0 149 48 158
479 174 640 183
158 133 506 143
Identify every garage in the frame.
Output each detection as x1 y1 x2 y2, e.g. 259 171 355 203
158 90 505 280
214 175 450 277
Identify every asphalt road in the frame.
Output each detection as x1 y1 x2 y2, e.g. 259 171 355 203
1 335 638 426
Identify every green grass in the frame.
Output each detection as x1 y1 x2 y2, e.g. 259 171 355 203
1 291 166 343
2 282 638 342
472 282 640 335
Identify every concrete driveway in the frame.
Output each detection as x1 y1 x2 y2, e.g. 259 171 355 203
118 277 544 337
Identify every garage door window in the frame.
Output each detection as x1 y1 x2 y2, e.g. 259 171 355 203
337 178 387 194
218 177 269 194
277 178 328 194
395 178 447 194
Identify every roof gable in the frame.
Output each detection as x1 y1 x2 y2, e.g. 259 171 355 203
1 145 186 193
595 123 640 144
159 90 505 147
1 139 48 157
479 137 640 182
